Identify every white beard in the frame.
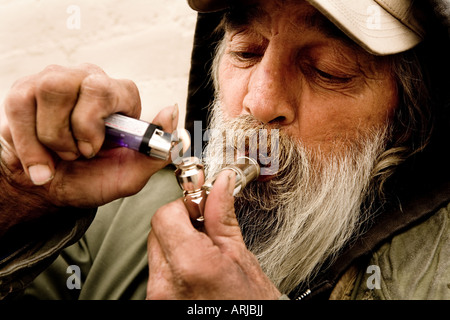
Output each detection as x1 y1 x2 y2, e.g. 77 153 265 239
203 101 389 294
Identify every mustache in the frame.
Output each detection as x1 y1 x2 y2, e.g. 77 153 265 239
205 113 300 178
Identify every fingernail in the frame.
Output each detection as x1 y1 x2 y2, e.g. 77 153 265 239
78 141 95 159
172 103 179 129
28 164 54 186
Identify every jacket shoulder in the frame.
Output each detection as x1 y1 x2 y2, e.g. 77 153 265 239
352 201 450 299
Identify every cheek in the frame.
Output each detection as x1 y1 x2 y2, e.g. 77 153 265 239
295 79 398 149
359 78 398 127
217 60 248 118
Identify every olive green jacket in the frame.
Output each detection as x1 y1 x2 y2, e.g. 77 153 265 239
331 202 450 300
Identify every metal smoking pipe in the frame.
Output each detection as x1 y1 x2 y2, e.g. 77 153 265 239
174 156 260 221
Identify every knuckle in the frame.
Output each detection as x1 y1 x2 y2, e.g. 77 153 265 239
36 71 74 96
151 200 186 228
172 258 202 284
4 93 22 117
10 74 35 92
121 79 142 114
121 78 139 93
172 247 218 285
151 203 172 227
4 86 35 118
37 127 68 146
80 74 114 99
77 62 106 74
121 78 140 98
41 64 65 74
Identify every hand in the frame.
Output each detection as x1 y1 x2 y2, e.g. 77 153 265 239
147 170 282 300
0 64 177 208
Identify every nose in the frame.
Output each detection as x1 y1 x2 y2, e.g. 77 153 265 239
242 50 297 125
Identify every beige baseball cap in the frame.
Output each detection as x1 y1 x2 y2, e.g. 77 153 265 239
187 0 426 55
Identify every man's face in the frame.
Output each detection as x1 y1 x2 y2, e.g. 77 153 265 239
204 0 400 293
217 0 398 154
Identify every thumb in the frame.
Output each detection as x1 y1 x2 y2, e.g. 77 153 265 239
151 103 178 134
203 170 245 247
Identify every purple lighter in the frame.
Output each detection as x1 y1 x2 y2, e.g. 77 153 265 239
104 113 175 160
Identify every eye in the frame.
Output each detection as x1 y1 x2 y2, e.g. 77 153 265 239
228 50 263 68
234 51 259 60
313 67 353 84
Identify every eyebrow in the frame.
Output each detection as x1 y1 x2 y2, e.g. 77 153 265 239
223 2 353 45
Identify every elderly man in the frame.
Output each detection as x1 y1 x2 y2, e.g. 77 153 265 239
0 0 449 300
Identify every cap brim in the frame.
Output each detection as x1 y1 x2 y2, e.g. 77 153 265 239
307 0 422 55
187 0 423 55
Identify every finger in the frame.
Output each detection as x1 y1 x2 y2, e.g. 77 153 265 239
71 75 141 158
152 104 190 165
151 198 200 252
150 199 219 265
4 75 56 185
50 106 180 203
35 65 88 160
203 170 246 248
147 231 174 299
151 103 179 134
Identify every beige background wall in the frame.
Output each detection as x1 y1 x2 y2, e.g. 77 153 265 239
0 0 197 127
